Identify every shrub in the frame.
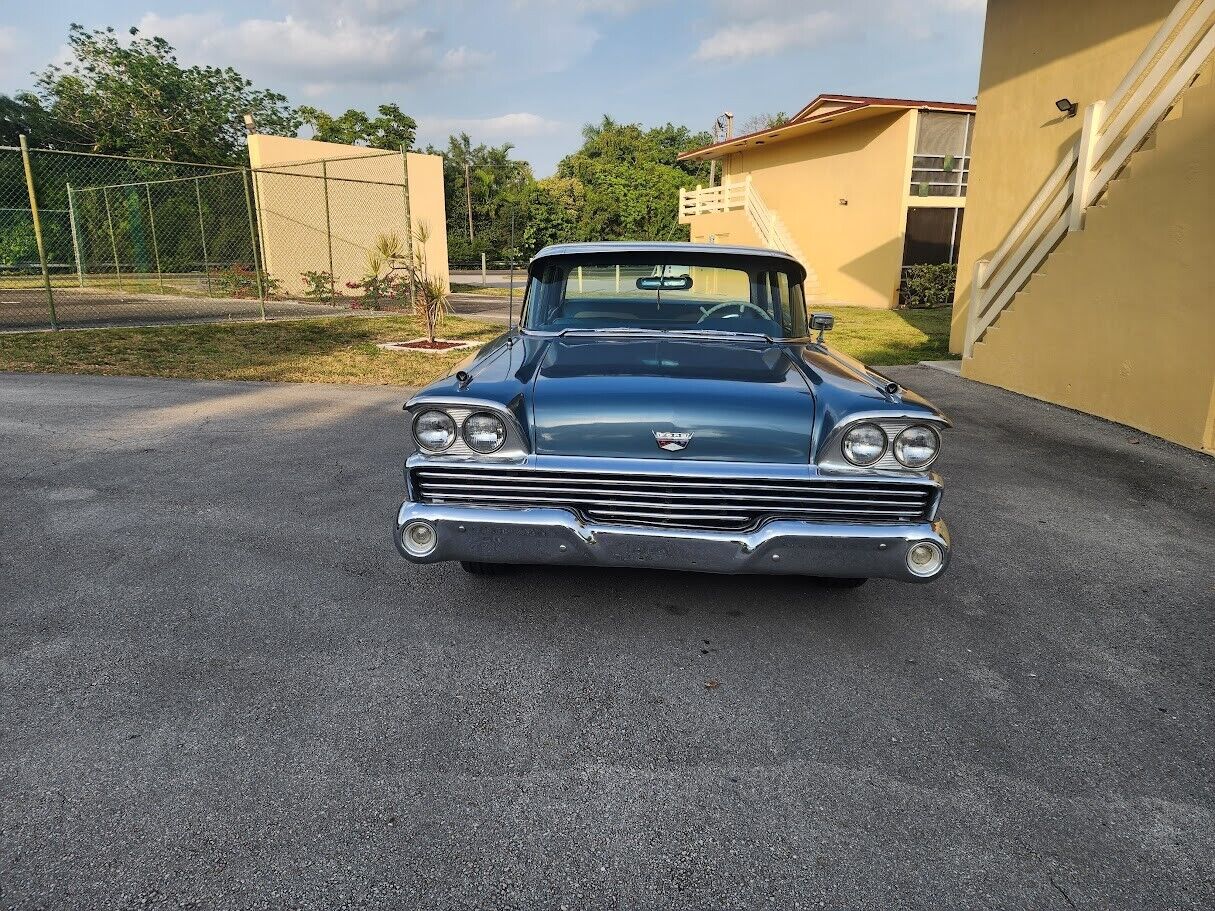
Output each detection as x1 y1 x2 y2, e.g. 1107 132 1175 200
212 263 282 299
900 263 957 309
300 270 335 301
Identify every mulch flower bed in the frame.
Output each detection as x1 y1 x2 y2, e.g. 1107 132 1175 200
375 338 481 353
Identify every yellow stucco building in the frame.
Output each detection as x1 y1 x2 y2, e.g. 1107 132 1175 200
954 0 1214 453
678 95 975 309
247 134 449 297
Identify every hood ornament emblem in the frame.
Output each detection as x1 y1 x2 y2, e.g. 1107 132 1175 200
654 430 694 452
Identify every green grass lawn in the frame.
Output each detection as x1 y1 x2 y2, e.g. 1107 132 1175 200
0 305 955 388
825 305 955 365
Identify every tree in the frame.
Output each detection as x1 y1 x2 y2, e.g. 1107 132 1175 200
22 24 298 163
739 111 790 135
524 177 584 252
548 116 713 246
0 94 91 149
431 133 533 264
297 103 417 151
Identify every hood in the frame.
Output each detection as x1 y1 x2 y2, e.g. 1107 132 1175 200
530 337 815 463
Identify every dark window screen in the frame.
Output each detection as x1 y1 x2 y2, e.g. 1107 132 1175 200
902 207 965 266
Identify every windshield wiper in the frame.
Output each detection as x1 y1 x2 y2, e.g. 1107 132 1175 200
674 328 774 342
559 327 665 336
559 326 774 342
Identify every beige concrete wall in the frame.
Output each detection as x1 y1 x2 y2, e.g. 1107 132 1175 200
950 0 1177 351
684 210 763 248
247 135 448 296
690 111 915 309
964 52 1215 452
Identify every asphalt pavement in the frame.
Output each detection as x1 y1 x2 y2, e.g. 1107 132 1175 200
1 367 1212 910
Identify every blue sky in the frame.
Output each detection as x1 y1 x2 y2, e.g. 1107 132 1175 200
0 0 987 176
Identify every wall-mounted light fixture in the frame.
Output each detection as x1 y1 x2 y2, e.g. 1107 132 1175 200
1055 98 1078 118
242 113 257 134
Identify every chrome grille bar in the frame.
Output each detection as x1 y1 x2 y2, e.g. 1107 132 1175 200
416 468 922 492
412 465 935 531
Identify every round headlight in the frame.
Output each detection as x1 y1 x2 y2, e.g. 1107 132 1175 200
842 423 887 466
893 425 940 469
462 412 507 453
414 410 456 451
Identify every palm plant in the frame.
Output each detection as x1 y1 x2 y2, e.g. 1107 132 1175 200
364 221 448 343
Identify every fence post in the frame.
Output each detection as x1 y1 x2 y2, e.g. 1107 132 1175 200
964 258 989 358
19 135 57 329
321 160 336 304
400 144 415 307
66 182 84 289
241 169 267 319
194 177 212 297
144 184 164 294
1069 100 1105 233
102 187 123 292
481 252 487 286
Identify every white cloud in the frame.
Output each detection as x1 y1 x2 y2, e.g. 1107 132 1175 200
422 112 564 138
694 11 843 62
0 26 19 84
692 0 984 61
439 46 495 74
279 0 419 25
136 9 492 88
512 0 654 14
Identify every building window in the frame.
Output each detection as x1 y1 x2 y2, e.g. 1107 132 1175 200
902 207 965 267
909 111 974 198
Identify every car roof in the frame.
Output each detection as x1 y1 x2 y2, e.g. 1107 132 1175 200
530 241 806 282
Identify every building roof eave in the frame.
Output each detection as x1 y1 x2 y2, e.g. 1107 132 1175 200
677 94 976 162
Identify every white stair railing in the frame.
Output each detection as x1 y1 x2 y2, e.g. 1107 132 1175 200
680 176 810 266
964 0 1215 357
679 176 820 296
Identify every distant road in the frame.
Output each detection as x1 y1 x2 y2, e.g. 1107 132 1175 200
447 292 514 326
449 269 524 288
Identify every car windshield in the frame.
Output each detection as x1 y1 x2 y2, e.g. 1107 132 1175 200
522 254 809 338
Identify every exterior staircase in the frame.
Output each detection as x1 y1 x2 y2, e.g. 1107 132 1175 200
964 0 1215 358
969 61 1212 364
962 4 1215 451
679 176 823 299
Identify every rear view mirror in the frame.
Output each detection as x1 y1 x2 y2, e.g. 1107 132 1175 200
637 274 693 291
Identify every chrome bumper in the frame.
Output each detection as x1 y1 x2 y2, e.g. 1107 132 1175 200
393 502 950 582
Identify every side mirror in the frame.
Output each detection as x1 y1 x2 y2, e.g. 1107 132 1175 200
810 312 834 343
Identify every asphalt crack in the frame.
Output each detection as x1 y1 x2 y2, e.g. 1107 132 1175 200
1051 878 1077 909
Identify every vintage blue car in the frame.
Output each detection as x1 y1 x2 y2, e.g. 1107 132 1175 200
394 242 951 585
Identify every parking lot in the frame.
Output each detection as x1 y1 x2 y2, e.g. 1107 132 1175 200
2 367 1212 909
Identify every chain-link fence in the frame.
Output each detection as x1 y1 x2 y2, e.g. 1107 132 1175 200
1 142 435 331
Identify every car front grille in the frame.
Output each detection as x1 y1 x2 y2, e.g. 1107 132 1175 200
412 465 936 531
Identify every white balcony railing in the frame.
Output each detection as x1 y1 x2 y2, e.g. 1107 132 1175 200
964 0 1215 357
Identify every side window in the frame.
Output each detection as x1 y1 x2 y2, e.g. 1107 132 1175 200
755 270 798 334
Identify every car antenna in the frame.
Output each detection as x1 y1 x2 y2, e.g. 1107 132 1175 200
507 212 517 338
508 258 516 339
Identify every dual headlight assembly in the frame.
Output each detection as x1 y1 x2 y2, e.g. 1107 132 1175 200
841 422 940 469
414 409 507 454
